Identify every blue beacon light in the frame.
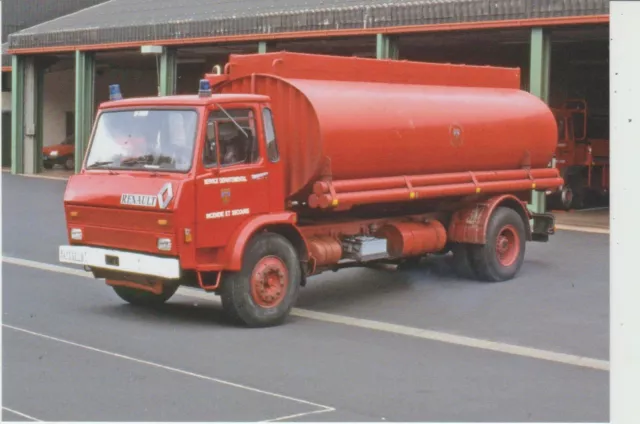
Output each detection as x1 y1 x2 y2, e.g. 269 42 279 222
199 79 212 97
109 84 123 101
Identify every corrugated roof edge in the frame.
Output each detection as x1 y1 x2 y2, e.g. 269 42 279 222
7 0 609 52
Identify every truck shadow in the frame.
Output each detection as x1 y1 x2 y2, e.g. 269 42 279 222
92 254 540 328
93 301 230 328
295 254 486 310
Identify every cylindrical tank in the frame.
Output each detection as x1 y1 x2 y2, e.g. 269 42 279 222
214 74 557 200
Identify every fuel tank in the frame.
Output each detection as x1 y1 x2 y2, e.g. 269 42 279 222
211 53 557 200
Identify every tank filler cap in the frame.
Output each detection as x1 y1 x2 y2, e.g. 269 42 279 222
198 79 212 97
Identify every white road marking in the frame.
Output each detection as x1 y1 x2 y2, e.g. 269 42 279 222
555 224 609 234
1 170 70 181
260 407 336 422
3 324 334 415
2 407 43 422
3 256 610 372
3 257 89 278
575 207 610 212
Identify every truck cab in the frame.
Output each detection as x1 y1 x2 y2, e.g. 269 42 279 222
60 82 286 308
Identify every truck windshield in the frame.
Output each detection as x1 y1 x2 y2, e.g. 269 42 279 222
85 109 198 172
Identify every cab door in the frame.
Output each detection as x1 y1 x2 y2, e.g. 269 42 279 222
195 105 271 248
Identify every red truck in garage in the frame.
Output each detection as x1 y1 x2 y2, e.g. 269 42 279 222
548 99 609 210
58 52 562 327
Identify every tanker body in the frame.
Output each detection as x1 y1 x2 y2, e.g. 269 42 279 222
59 52 562 328
209 52 558 203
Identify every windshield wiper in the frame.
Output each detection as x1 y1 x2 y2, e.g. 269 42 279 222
120 155 152 167
87 161 118 174
88 161 114 168
215 103 249 138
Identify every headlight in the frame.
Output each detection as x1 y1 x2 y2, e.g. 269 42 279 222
70 228 83 240
157 238 172 251
50 150 59 157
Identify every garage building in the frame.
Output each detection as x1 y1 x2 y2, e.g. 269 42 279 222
4 0 609 213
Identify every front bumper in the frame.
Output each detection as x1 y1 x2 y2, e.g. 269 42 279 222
59 245 181 280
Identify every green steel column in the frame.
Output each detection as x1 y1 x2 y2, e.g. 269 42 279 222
22 57 38 174
528 27 551 214
10 55 25 174
159 47 177 96
74 50 95 173
376 34 399 60
258 41 269 54
33 62 45 174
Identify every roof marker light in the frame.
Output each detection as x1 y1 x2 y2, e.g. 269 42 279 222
199 79 212 97
109 84 123 101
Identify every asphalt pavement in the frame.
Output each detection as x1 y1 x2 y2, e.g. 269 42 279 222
2 173 610 422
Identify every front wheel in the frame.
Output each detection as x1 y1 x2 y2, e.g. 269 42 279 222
468 207 526 282
220 232 301 327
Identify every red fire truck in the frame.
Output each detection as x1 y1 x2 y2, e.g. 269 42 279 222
59 52 561 327
548 99 609 210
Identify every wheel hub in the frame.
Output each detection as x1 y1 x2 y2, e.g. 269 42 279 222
495 225 520 267
250 256 289 308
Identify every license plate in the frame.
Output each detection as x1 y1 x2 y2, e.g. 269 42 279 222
105 255 120 266
59 247 86 264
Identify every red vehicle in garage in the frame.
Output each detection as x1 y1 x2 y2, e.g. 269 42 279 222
58 52 562 327
548 99 610 210
43 135 75 170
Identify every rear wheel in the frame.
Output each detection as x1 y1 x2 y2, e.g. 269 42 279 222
567 172 586 210
43 162 53 170
112 283 179 306
469 207 526 282
220 232 301 327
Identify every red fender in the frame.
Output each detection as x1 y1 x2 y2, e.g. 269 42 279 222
222 212 305 271
448 194 532 244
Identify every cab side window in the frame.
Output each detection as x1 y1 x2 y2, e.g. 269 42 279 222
203 114 218 168
203 108 260 168
263 107 280 163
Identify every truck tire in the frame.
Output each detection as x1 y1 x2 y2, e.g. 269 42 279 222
451 243 477 279
468 207 526 282
568 172 586 210
558 184 574 211
220 232 301 327
112 283 179 306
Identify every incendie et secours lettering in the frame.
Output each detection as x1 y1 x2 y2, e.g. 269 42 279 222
205 208 250 219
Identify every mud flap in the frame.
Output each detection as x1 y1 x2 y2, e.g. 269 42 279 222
531 212 556 242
